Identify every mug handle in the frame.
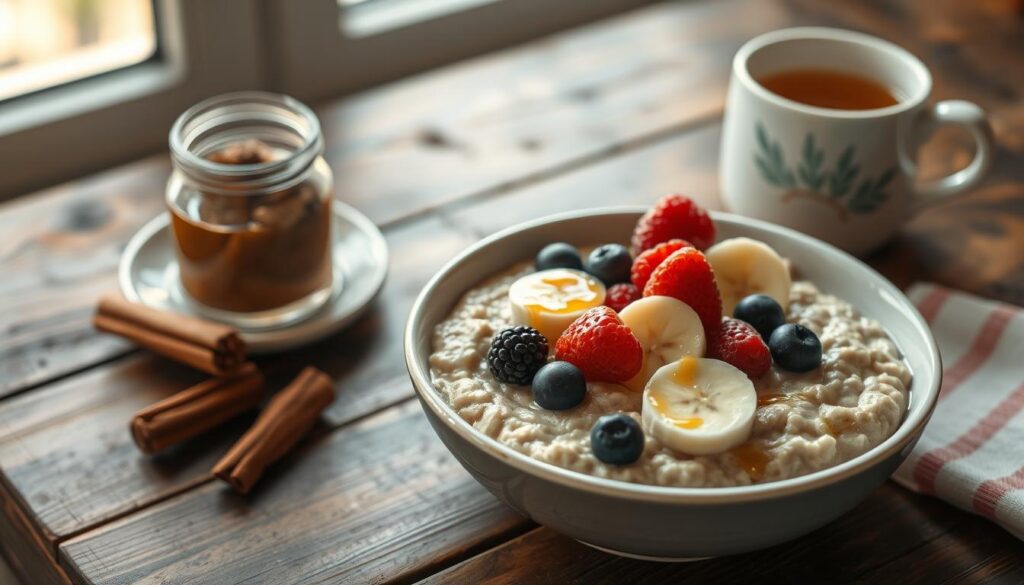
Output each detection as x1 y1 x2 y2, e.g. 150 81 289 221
910 100 995 207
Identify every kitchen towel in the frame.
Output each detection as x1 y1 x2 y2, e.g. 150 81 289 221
895 283 1024 540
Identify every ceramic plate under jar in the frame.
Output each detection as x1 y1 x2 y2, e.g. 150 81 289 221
120 201 388 353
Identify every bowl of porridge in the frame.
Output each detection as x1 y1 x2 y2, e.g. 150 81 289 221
404 199 940 560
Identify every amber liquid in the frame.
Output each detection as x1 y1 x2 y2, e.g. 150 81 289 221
171 140 332 313
757 69 899 111
171 195 332 313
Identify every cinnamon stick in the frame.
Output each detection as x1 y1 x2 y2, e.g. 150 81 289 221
93 294 246 376
131 364 265 454
213 367 335 494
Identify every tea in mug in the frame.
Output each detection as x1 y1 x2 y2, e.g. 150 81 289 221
757 69 898 111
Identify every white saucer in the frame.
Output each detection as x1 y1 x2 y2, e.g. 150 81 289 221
119 201 388 353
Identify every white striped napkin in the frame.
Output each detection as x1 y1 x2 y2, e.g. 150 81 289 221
894 283 1024 539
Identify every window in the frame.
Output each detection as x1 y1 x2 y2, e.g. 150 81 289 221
0 0 263 199
0 0 158 101
0 0 655 200
341 0 500 37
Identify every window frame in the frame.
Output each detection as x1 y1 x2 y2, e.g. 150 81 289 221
0 0 657 200
264 0 658 102
0 0 264 200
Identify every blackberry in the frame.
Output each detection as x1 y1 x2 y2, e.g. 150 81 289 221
487 326 549 385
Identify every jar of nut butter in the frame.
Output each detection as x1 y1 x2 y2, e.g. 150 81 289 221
167 92 334 328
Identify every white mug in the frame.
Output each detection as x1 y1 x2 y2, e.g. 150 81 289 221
720 27 994 255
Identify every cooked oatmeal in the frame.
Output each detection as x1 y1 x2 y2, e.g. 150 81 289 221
428 262 911 487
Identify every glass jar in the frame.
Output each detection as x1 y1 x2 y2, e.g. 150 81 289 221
167 92 334 328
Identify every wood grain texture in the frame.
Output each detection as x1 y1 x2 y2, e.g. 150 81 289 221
446 116 1024 302
447 121 723 237
0 159 167 397
421 483 1024 585
53 107 1024 585
790 0 1024 131
0 483 71 585
0 356 213 545
316 0 803 226
0 216 475 549
780 0 1024 302
0 0 802 401
58 402 530 585
0 0 1020 584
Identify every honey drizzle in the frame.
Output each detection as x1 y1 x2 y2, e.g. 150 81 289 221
521 272 602 340
522 274 601 314
647 390 705 430
674 417 704 429
755 391 819 408
756 392 788 407
672 356 699 387
732 442 770 482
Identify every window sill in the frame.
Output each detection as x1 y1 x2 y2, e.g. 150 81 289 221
0 60 183 137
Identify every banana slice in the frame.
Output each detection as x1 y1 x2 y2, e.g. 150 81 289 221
619 296 705 386
641 356 756 455
509 269 606 342
704 237 791 316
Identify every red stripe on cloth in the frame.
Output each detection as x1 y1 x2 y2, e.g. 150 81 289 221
915 286 951 324
913 382 1024 494
938 306 1016 401
973 465 1024 521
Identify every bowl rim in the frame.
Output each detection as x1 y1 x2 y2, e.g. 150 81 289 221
404 206 941 504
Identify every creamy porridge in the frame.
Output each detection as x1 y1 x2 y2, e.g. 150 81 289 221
428 262 911 487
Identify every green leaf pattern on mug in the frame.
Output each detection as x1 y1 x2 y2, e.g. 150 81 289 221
798 134 826 191
828 146 860 198
754 124 795 188
848 166 896 213
754 122 896 219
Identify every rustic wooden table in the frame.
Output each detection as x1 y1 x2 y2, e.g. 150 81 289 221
1 1 1022 583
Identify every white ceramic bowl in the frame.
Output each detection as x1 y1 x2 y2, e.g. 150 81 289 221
404 208 940 560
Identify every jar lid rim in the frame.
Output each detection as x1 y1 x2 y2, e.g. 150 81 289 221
169 91 323 185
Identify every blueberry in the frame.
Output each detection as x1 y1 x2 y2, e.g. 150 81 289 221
532 361 587 410
535 242 583 271
733 294 787 339
585 244 632 286
768 323 822 372
590 413 644 465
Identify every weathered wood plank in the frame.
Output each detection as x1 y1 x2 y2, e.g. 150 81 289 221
855 497 1024 584
317 0 796 225
789 0 1024 131
446 121 723 238
0 481 71 585
0 216 475 547
419 483 1024 585
0 161 167 397
0 0 800 399
9 80 1024 582
447 116 1024 304
47 111 1024 584
57 401 530 585
5 1 1024 583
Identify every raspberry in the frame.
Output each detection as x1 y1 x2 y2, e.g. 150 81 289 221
709 318 772 379
487 326 549 385
642 248 722 335
555 307 643 383
631 194 715 254
605 283 640 313
630 239 693 290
